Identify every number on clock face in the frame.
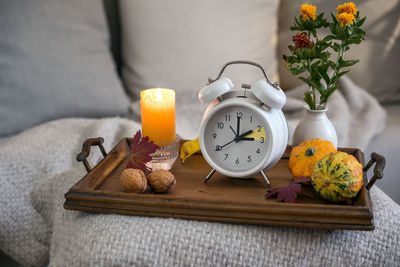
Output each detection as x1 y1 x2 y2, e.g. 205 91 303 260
204 105 269 172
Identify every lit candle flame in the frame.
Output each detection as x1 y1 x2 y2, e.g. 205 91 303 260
140 88 176 144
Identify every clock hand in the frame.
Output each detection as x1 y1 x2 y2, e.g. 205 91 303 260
236 130 255 142
238 129 253 138
236 115 240 140
229 125 237 136
239 137 255 141
215 139 236 151
216 130 255 151
235 129 253 142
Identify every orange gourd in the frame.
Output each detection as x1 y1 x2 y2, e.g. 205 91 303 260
288 139 336 182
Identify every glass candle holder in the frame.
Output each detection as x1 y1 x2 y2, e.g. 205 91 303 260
140 88 179 170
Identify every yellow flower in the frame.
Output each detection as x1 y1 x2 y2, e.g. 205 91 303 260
336 12 355 27
337 2 357 15
300 4 317 21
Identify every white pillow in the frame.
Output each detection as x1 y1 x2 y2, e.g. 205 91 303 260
277 0 400 100
120 0 280 139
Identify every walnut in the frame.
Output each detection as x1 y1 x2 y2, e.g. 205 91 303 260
120 169 148 193
147 170 176 193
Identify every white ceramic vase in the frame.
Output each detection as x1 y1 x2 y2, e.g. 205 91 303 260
292 106 338 148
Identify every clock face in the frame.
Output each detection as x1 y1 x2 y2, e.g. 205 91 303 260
203 105 270 173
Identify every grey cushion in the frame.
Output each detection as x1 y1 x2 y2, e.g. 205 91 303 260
120 0 280 139
0 0 129 137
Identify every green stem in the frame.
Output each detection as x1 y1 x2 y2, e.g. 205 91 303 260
306 58 315 110
320 41 344 110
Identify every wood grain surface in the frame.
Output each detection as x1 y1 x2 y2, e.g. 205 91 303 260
65 138 374 230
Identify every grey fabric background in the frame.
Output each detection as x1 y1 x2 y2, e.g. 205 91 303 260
0 118 141 266
0 0 129 137
34 168 399 266
28 119 399 266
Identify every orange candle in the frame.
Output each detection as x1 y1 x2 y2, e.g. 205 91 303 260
140 88 176 144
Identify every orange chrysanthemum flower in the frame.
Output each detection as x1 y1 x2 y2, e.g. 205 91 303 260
293 32 312 48
300 4 317 21
337 2 357 15
336 12 355 27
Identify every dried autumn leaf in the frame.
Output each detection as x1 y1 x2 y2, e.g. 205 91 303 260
127 130 158 172
265 177 311 203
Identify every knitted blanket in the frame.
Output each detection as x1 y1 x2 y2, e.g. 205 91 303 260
33 168 400 266
0 77 397 266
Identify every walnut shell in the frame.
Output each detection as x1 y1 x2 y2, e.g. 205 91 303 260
147 170 176 193
120 169 148 193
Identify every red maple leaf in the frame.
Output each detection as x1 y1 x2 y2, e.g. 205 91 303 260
265 177 311 203
126 130 158 172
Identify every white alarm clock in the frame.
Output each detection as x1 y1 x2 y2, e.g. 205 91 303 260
198 61 288 188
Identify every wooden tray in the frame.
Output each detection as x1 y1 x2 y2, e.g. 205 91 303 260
64 137 385 231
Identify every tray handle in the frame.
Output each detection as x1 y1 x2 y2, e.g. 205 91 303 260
76 137 107 173
363 152 386 190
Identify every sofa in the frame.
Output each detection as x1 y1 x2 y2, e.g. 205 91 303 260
0 0 399 266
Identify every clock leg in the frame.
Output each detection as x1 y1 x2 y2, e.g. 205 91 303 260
204 169 216 183
259 171 271 188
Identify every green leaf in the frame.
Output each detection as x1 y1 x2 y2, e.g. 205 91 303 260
331 70 349 85
327 60 336 69
289 66 307 75
321 84 339 103
357 16 366 27
322 35 336 42
285 55 300 64
288 45 297 52
339 58 359 68
309 79 325 96
298 77 311 86
320 18 330 28
311 29 317 38
346 27 353 37
304 91 314 110
344 38 362 45
294 16 300 26
319 52 330 61
354 28 366 36
302 48 311 58
335 24 346 40
331 12 338 24
337 70 350 78
310 46 317 58
316 41 330 51
294 47 315 60
315 65 330 85
331 75 339 85
331 42 341 52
